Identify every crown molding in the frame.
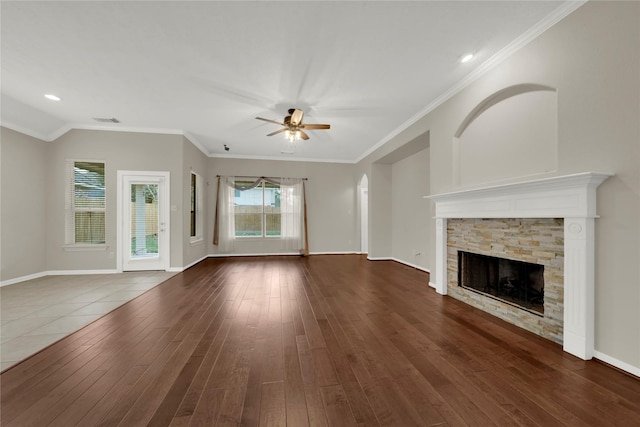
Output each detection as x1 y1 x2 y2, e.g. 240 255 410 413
182 131 211 157
4 1 585 165
209 152 355 164
49 123 186 141
355 0 586 164
44 124 211 157
0 121 51 141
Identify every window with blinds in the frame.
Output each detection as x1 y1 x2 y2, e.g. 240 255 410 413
66 160 106 244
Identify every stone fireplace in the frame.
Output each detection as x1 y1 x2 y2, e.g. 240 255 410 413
427 172 611 360
448 218 563 343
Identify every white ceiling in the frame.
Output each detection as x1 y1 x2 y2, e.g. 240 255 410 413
1 1 577 163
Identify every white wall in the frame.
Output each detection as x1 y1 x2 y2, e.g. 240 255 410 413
208 157 358 255
0 128 48 281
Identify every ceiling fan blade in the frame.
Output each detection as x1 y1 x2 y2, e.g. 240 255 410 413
256 117 284 126
300 124 330 130
266 128 287 136
290 109 304 126
299 130 310 140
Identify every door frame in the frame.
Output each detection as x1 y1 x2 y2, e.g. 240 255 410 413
116 170 171 272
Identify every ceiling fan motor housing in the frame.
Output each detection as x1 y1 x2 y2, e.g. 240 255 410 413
255 107 328 141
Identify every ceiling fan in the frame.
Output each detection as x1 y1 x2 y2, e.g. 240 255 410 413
255 108 330 141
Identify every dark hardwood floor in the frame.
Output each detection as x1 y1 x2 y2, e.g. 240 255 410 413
1 255 638 426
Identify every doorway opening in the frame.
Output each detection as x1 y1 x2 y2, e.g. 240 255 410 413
359 174 369 254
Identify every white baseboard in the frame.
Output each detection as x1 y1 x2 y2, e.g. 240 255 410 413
429 282 437 288
177 255 210 271
1 271 48 287
365 256 431 274
208 252 302 258
47 269 119 276
1 269 122 286
310 251 361 255
593 350 640 378
1 267 175 286
1 253 358 284
207 251 361 258
390 257 431 274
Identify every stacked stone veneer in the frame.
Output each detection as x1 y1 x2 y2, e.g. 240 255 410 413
447 218 564 343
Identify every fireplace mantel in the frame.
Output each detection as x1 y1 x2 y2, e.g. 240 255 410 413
426 172 612 360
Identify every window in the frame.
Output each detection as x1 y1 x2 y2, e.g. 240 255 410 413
190 171 203 242
214 176 306 253
234 181 280 237
66 161 106 244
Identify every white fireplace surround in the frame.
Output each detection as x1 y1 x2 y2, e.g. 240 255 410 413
426 172 612 360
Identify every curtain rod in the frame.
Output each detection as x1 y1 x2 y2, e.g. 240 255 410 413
216 175 307 180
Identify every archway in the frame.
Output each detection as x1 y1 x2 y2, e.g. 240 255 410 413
359 174 369 254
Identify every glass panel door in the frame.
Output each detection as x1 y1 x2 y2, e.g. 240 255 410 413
131 183 159 259
120 172 169 271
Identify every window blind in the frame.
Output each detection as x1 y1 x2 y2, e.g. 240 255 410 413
66 160 106 244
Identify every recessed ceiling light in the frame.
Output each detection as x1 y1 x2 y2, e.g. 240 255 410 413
461 53 474 63
44 94 61 101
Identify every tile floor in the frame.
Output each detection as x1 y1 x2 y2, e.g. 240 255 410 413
0 271 176 371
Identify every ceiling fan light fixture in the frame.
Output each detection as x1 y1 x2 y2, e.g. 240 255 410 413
256 107 330 143
284 128 301 143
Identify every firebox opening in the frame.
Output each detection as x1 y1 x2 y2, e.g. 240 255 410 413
458 251 544 315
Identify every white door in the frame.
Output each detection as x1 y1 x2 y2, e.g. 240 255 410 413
118 171 170 271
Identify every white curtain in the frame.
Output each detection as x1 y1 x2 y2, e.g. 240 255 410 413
214 175 308 255
217 176 236 252
280 178 304 252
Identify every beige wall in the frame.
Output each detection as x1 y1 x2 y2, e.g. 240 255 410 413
391 148 430 269
0 128 48 280
457 90 558 187
182 137 209 267
368 163 392 259
44 129 185 271
358 1 640 371
208 157 357 255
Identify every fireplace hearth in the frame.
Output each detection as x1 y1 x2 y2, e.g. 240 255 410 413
458 251 544 315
